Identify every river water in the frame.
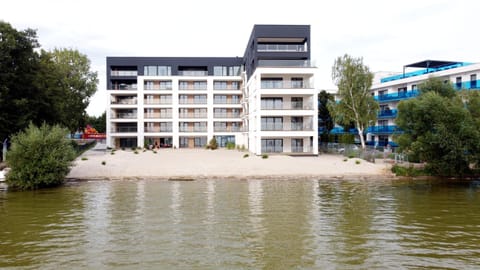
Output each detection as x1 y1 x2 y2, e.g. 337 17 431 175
1 179 480 269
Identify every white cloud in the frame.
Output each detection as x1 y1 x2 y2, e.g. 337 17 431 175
2 0 479 115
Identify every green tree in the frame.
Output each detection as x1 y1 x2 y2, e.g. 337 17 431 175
6 123 76 190
318 90 334 142
85 112 106 133
396 79 480 176
328 54 378 149
0 21 40 141
418 76 456 98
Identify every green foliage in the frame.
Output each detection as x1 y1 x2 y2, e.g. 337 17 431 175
0 22 98 141
318 90 334 134
134 150 139 154
153 150 157 154
262 154 268 159
391 165 429 177
343 158 348 162
396 79 480 176
338 134 355 144
206 137 218 150
110 152 115 155
328 54 378 148
355 160 361 165
81 157 88 161
6 123 75 190
419 77 456 98
243 153 249 158
226 142 235 150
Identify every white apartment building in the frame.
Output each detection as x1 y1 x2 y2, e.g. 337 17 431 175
106 25 319 155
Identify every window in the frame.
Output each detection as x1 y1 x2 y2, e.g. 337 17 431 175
378 120 388 126
261 117 283 131
261 139 283 153
145 81 154 90
193 95 207 104
193 81 207 90
411 84 417 90
159 81 172 90
231 95 240 104
261 78 283 89
291 78 304 88
144 66 157 76
228 66 241 76
214 66 228 76
261 98 283 109
144 66 171 76
214 95 227 104
379 90 387 96
194 137 207 147
397 87 407 96
179 81 189 90
291 139 304 153
214 81 228 90
291 117 304 131
159 95 171 104
231 81 240 90
179 95 188 104
471 74 477 89
158 66 171 76
291 97 303 109
456 76 462 89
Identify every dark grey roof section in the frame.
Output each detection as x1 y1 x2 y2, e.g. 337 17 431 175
404 60 461 69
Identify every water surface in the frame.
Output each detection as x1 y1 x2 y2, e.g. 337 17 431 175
1 179 480 269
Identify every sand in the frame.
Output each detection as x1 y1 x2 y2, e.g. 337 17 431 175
67 144 394 180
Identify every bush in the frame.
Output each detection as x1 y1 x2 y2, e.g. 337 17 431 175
391 165 428 177
343 158 347 162
243 153 249 158
81 157 88 161
6 123 75 190
206 137 218 150
153 150 157 154
262 154 268 159
110 152 115 155
226 142 236 150
101 161 106 165
134 150 139 154
355 160 361 164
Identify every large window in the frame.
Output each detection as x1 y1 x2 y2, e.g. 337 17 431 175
261 117 283 131
261 78 283 89
214 81 228 90
291 139 304 153
215 136 235 147
214 95 227 104
261 98 283 109
291 117 304 131
261 139 283 153
214 66 228 76
471 74 477 88
228 66 241 76
144 65 171 76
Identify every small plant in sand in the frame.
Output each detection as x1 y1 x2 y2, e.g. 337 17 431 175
101 161 106 165
81 157 88 161
243 153 249 158
355 160 361 164
262 154 268 159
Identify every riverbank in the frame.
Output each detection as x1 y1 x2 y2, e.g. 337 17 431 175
67 144 394 180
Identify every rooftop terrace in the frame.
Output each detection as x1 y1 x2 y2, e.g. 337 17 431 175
380 60 472 83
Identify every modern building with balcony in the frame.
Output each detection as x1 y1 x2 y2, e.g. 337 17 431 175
106 24 318 155
368 60 480 146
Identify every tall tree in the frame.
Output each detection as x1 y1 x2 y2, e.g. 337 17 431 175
85 112 106 133
396 78 480 176
318 90 334 141
0 21 40 141
328 54 378 149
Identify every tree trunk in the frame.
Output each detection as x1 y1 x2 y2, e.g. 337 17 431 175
357 127 366 149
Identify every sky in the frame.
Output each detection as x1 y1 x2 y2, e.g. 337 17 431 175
2 0 479 116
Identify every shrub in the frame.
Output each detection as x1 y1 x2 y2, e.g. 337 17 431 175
110 152 115 155
343 158 347 162
262 154 268 159
101 161 106 165
391 165 428 177
226 142 236 150
131 147 136 151
6 123 75 190
243 153 249 158
121 147 125 151
134 150 139 154
206 137 218 150
355 160 361 164
153 150 157 154
81 157 88 161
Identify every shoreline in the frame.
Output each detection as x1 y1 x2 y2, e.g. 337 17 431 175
67 144 396 181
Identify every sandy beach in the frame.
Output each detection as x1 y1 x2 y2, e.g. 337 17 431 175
67 144 394 180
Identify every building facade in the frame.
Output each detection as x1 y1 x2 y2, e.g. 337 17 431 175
106 25 319 155
368 60 480 146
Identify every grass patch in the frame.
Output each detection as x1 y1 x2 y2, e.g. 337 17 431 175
243 153 249 158
355 160 361 164
391 165 428 177
81 157 88 161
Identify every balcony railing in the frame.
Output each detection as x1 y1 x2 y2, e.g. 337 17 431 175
178 71 208 76
374 90 419 102
453 80 480 90
213 99 241 105
261 102 313 110
261 123 313 131
179 84 208 90
144 85 172 90
378 109 398 118
179 113 208 119
111 70 138 76
213 113 241 118
366 125 402 134
213 84 241 90
111 99 137 105
144 126 173 133
112 113 137 119
179 127 208 132
179 100 208 105
144 99 172 105
111 127 137 133
214 126 242 132
258 60 312 68
261 80 311 89
144 113 172 119
291 145 313 153
111 84 137 90
257 44 306 52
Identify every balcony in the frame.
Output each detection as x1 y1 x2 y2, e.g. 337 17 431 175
179 113 208 119
144 113 172 119
257 44 306 52
111 98 137 105
111 127 137 133
111 84 137 90
178 70 208 76
213 99 241 105
213 113 241 118
261 101 313 110
291 145 314 153
330 127 358 134
144 84 172 91
145 126 173 133
214 126 242 132
111 70 138 76
179 99 207 105
112 112 137 119
366 125 402 134
144 99 172 105
179 127 208 133
374 90 419 102
261 80 311 89
378 109 398 118
213 84 241 90
261 123 313 131
258 60 312 68
179 83 208 91
453 80 480 90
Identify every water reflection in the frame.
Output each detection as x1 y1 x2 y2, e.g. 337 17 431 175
0 179 480 269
